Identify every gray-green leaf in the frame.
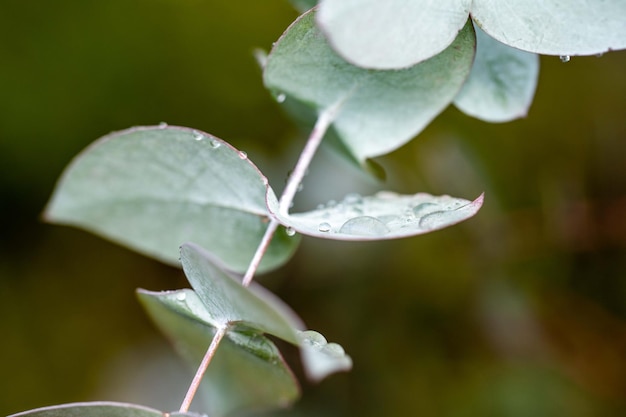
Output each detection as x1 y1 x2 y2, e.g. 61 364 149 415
7 401 163 417
179 242 303 344
317 0 472 69
264 10 476 167
454 24 540 122
44 125 298 274
138 289 300 417
268 191 483 240
471 0 626 58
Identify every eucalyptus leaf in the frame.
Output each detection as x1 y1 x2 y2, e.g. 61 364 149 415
317 0 472 69
454 24 540 122
180 242 304 344
264 10 475 167
7 401 163 417
471 0 626 58
268 191 484 241
318 0 626 70
137 289 300 417
44 125 298 274
298 330 352 382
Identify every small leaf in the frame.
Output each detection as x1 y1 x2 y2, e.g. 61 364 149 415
471 0 626 57
298 330 352 382
317 0 472 69
180 242 304 344
7 401 163 417
138 289 300 417
454 24 540 122
264 10 476 168
268 191 484 241
44 125 298 274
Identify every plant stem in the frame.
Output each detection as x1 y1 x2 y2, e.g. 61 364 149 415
242 220 279 287
180 103 342 410
179 326 228 413
241 102 342 287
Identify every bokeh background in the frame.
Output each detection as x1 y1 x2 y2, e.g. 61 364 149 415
1 1 626 416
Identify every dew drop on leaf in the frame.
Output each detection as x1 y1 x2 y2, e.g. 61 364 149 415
238 151 248 160
158 122 168 129
193 132 204 141
209 139 221 149
176 292 186 301
338 216 390 236
318 222 331 232
285 227 296 237
559 55 570 63
418 210 447 229
412 202 438 216
276 93 287 103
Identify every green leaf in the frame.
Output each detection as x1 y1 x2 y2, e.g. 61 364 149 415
316 0 472 69
454 24 540 123
137 289 300 417
7 401 163 417
268 191 484 240
298 330 352 382
180 242 304 344
471 0 626 58
44 125 299 274
264 10 476 167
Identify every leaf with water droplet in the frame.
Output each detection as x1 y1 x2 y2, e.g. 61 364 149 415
44 125 299 274
298 330 352 382
137 288 300 417
454 24 539 123
264 10 475 172
6 401 164 417
268 190 484 241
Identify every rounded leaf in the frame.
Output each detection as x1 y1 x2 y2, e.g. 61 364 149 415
471 0 626 57
454 24 540 122
44 125 298 274
317 0 472 69
264 10 476 166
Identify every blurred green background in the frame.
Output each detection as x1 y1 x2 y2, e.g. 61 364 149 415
1 1 626 416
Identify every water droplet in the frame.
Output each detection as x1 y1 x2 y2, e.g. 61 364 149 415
209 139 221 149
238 151 248 160
325 342 346 357
559 55 570 63
297 182 304 192
285 227 296 237
418 210 447 229
193 132 204 141
318 222 331 232
276 93 286 103
339 216 390 236
158 122 168 129
301 330 327 348
176 292 186 301
412 202 438 217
